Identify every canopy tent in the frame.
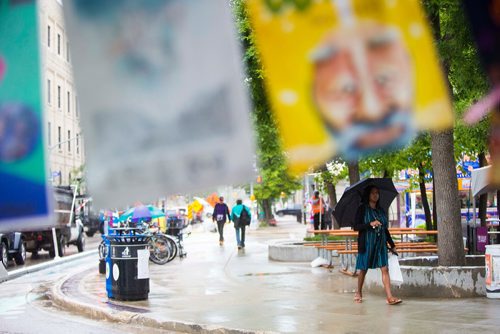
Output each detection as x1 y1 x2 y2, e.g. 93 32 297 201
471 166 495 197
470 166 499 225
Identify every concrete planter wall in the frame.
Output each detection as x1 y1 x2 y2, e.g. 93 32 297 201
364 256 486 298
268 240 318 262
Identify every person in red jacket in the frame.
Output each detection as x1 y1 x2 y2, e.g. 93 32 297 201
311 191 325 231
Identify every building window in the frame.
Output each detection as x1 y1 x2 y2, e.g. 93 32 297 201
75 96 79 117
57 34 61 55
76 134 79 154
57 85 61 109
67 91 70 113
47 79 51 104
66 42 70 61
58 126 61 149
47 25 51 47
68 130 71 152
48 122 51 146
69 172 72 184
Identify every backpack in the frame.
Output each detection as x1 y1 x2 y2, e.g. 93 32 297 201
239 206 251 226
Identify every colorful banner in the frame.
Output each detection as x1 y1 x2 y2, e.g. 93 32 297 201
247 0 453 173
64 0 255 208
0 0 53 232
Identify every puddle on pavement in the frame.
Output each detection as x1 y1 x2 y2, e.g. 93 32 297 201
204 287 228 295
242 271 305 277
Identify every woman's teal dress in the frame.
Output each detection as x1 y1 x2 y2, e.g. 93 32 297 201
355 206 389 270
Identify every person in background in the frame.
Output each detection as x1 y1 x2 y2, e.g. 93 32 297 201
212 196 230 246
323 201 333 230
230 199 252 250
311 191 325 231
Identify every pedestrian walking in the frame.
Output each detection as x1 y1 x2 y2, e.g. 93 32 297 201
353 185 402 305
323 202 333 230
212 196 230 246
311 191 325 231
230 199 251 249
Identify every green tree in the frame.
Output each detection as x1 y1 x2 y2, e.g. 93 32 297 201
444 0 490 227
314 159 348 206
232 0 301 222
70 164 86 195
425 0 490 265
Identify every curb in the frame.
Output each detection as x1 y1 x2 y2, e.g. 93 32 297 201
1 249 98 283
49 270 277 334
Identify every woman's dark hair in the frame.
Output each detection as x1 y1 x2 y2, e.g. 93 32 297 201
362 185 380 207
236 199 242 205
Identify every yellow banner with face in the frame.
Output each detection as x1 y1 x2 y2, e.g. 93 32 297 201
246 0 453 173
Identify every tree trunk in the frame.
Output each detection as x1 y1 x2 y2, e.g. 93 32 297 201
478 152 488 227
426 1 464 266
419 163 433 231
348 161 360 185
261 199 273 222
432 172 437 230
431 130 465 266
325 182 337 207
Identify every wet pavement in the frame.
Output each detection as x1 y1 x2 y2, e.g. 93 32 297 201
34 219 500 333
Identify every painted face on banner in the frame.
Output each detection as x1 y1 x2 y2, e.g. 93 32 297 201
312 21 414 160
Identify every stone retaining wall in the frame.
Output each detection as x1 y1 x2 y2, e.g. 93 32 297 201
269 242 487 298
364 256 486 298
268 240 318 262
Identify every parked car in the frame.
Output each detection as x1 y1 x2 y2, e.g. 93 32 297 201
0 232 26 268
275 206 303 223
275 208 302 217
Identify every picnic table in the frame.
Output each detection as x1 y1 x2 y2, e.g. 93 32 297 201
309 228 439 275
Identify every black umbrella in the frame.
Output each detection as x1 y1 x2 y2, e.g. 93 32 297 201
333 178 398 228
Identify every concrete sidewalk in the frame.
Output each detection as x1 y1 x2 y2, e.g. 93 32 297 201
50 218 500 333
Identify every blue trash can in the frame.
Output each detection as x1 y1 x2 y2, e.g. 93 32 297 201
105 228 150 301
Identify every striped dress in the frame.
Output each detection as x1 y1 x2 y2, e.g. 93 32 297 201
355 206 389 270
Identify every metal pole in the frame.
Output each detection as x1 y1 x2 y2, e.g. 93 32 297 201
52 227 60 260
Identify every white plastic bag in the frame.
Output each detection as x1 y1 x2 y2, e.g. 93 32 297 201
388 253 403 285
310 256 329 268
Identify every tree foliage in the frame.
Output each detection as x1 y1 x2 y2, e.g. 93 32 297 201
232 1 301 220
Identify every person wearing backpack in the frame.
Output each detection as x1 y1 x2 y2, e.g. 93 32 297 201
212 196 231 246
230 199 252 249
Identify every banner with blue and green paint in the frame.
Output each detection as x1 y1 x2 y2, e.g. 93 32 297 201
0 0 53 232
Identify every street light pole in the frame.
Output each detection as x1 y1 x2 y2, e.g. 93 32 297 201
48 133 82 152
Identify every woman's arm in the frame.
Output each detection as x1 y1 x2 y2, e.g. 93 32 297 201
384 227 396 249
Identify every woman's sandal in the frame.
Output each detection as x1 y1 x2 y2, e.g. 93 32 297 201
354 293 363 303
386 297 402 305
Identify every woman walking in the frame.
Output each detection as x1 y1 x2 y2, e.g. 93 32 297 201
353 185 402 305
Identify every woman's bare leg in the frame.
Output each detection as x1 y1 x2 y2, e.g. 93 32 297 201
355 270 367 302
381 266 396 302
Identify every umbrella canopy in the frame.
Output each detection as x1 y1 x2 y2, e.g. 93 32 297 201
119 205 165 222
334 178 398 228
